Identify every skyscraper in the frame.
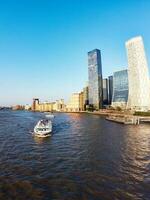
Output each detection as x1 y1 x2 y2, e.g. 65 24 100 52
88 49 103 109
126 36 150 111
103 78 108 105
108 75 113 105
112 69 128 108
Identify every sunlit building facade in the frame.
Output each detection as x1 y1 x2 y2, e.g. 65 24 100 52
32 98 65 112
88 49 103 109
66 92 84 112
53 99 65 111
126 36 150 111
112 69 128 108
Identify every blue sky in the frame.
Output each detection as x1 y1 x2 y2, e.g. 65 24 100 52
0 0 150 106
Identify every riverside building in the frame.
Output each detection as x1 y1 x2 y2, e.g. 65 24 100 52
108 75 113 105
88 49 103 110
66 92 84 112
126 36 150 111
83 84 89 110
102 78 109 105
53 99 65 111
112 69 128 109
32 98 65 112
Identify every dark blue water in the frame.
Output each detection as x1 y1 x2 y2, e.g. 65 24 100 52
0 110 150 200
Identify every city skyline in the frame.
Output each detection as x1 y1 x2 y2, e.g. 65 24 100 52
0 0 150 106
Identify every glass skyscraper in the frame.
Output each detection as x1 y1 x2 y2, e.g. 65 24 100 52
112 69 128 108
108 75 113 105
103 78 108 105
88 49 103 109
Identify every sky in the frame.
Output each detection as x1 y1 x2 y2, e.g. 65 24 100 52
0 0 150 106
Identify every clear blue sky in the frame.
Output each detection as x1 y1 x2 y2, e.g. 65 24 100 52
0 0 150 106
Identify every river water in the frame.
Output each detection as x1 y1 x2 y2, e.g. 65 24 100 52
0 110 150 200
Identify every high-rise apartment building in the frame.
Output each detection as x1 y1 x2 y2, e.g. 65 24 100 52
88 49 103 109
112 69 128 108
126 36 150 111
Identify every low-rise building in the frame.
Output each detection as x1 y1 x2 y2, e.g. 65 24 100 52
12 105 25 110
25 104 31 110
53 99 65 111
37 102 54 112
32 98 65 112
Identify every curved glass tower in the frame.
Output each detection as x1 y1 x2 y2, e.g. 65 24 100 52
126 36 150 111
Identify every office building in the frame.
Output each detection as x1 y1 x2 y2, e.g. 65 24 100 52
108 75 113 105
126 36 150 111
112 69 128 108
103 78 108 105
88 49 103 109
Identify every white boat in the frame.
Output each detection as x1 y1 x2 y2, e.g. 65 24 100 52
33 119 52 137
45 114 54 119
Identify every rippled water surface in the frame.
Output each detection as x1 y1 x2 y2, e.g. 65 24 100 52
0 110 150 200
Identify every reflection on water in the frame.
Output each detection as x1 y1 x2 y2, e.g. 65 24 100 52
33 135 51 144
0 111 150 200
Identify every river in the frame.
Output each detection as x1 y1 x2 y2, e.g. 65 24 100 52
0 110 150 200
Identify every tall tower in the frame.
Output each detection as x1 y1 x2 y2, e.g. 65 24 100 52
102 78 108 105
108 75 113 105
126 36 150 111
88 49 103 109
112 69 128 109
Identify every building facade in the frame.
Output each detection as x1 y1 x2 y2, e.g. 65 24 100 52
126 36 150 111
32 98 65 112
108 75 113 105
66 92 84 112
88 49 103 110
102 78 108 105
112 69 128 109
53 99 65 111
83 85 89 110
32 98 39 111
25 104 31 110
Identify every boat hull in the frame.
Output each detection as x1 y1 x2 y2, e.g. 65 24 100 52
33 132 51 138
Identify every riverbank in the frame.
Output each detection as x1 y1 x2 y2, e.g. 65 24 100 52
23 109 150 125
63 110 133 117
62 110 150 125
